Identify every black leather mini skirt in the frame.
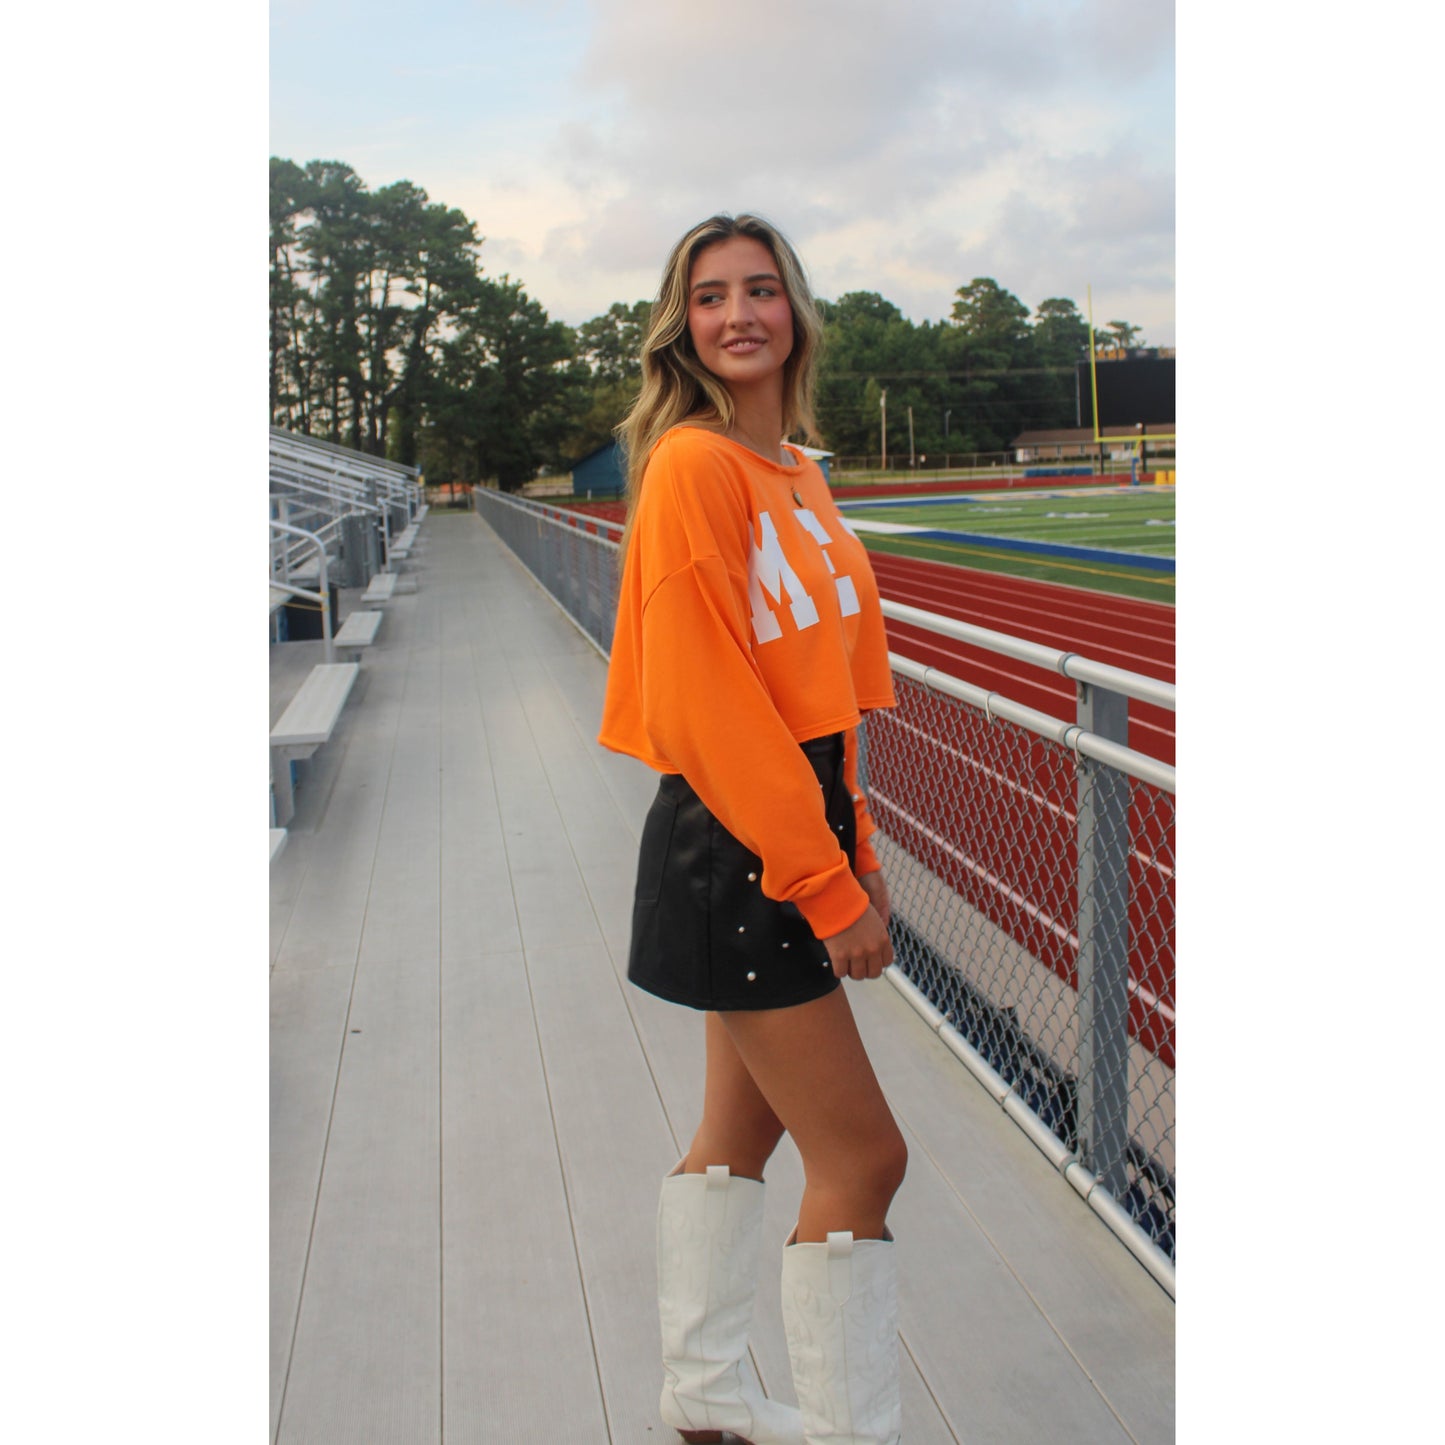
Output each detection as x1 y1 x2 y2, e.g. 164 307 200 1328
626 733 855 1012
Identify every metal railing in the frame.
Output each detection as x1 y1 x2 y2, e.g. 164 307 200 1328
270 429 424 549
472 485 1176 1292
270 427 423 508
270 520 336 662
270 431 426 601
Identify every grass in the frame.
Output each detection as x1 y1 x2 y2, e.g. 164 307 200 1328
848 485 1176 604
860 532 1175 603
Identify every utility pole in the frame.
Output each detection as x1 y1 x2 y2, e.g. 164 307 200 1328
880 387 888 471
908 405 915 469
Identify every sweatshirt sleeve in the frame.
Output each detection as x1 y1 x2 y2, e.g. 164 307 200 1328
844 725 883 877
634 446 870 940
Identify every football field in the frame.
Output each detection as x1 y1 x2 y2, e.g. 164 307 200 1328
839 484 1176 603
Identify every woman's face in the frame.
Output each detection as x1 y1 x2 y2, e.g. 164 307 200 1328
686 235 794 390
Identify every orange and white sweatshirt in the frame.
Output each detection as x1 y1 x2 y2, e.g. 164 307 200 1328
598 426 896 939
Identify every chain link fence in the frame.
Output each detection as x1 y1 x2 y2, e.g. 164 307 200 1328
860 672 1175 1271
474 487 622 648
473 485 1175 1287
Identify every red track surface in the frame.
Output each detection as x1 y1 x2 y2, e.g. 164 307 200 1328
863 551 1175 1068
868 551 1175 766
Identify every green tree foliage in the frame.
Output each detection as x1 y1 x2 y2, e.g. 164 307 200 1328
1100 319 1145 351
270 157 1147 482
425 277 577 491
557 300 653 464
814 281 1146 458
271 157 591 487
939 279 1038 451
1030 298 1092 429
576 300 651 384
949 278 1032 360
1032 298 1091 367
815 292 939 458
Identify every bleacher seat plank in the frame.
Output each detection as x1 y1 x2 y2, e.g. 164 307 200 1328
333 611 383 650
270 663 360 748
360 572 398 604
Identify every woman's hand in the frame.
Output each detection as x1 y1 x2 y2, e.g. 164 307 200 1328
858 868 890 927
822 901 894 981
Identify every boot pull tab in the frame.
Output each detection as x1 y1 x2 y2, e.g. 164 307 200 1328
826 1230 854 1302
704 1165 730 1228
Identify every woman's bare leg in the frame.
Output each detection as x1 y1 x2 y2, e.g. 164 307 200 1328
680 1011 787 1181
718 988 906 1242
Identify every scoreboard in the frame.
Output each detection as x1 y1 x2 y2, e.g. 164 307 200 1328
1077 356 1175 430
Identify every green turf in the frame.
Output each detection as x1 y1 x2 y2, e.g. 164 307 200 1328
845 487 1175 556
845 485 1175 604
859 528 1176 604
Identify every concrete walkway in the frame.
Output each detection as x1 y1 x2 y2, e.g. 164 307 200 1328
269 508 1174 1444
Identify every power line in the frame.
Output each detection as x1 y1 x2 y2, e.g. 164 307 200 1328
817 365 1081 380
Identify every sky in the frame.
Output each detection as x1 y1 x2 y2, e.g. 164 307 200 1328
270 0 1175 342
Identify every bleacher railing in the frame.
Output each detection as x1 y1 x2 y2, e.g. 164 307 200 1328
472 485 1176 1294
269 429 424 595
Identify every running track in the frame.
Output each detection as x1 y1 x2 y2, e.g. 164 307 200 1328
866 551 1175 766
861 551 1175 1069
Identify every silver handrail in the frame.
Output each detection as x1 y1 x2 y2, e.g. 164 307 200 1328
879 599 1176 713
269 520 336 663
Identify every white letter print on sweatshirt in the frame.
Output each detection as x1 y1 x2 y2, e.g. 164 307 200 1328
748 509 859 644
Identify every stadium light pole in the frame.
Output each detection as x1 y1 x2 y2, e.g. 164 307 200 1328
880 387 888 471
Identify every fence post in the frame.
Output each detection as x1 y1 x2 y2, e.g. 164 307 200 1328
1075 680 1131 1196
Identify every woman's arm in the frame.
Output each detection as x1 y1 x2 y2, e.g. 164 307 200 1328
640 558 872 940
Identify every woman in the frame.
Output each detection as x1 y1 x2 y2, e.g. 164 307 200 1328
599 214 906 1445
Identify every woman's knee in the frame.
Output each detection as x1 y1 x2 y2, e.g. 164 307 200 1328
810 1122 907 1205
867 1126 908 1202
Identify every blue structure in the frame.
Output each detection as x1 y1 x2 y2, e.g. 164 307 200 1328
571 440 626 498
795 444 833 483
571 438 833 494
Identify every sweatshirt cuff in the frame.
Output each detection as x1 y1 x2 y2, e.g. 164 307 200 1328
793 861 871 940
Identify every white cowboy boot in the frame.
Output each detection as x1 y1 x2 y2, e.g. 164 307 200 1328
780 1230 901 1444
657 1164 806 1445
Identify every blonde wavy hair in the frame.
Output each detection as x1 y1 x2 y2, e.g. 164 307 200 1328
615 213 824 547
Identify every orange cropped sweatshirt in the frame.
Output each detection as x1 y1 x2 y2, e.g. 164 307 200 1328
598 426 896 940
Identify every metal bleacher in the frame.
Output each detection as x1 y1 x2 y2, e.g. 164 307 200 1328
268 428 425 838
268 487 1176 1444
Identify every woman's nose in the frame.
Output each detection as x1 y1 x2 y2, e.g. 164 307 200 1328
725 289 755 325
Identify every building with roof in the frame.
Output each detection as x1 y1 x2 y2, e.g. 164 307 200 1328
570 440 626 498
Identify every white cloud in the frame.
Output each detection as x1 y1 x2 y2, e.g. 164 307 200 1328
271 0 1174 341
